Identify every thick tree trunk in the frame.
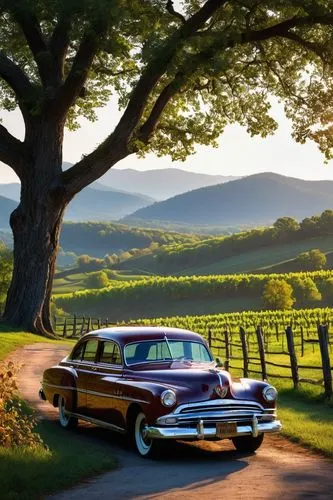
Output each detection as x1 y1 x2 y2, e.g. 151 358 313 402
2 119 66 336
2 196 65 335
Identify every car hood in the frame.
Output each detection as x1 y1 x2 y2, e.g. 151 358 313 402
125 365 232 393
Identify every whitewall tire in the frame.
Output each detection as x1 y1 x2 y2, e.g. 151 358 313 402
58 396 78 429
134 411 162 458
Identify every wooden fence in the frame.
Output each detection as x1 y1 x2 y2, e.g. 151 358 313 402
54 315 333 398
207 324 332 399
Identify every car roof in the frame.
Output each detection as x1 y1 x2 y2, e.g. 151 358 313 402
80 326 205 346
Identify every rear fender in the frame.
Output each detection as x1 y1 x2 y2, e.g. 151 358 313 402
42 365 78 411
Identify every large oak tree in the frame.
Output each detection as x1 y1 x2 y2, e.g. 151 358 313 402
1 0 333 334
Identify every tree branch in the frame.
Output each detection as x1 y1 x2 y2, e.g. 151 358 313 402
62 0 227 195
138 74 185 143
166 0 186 24
12 9 51 87
243 14 333 43
53 26 107 121
0 123 29 176
49 17 72 84
0 50 34 104
282 32 329 63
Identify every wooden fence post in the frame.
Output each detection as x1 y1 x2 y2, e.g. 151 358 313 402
80 316 86 336
228 327 232 357
72 314 77 337
239 326 249 378
86 317 91 333
208 329 212 348
224 330 229 371
318 325 333 399
285 325 299 389
256 325 267 380
62 318 67 338
300 325 304 357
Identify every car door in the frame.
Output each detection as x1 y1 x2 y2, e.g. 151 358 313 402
86 340 125 430
68 338 99 415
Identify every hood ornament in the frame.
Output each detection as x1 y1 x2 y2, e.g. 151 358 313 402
215 385 228 398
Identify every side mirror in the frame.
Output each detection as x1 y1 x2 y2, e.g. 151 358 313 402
215 357 223 368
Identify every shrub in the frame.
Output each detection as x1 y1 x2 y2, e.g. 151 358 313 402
0 361 44 449
295 249 327 271
85 271 110 289
262 279 295 310
291 276 322 306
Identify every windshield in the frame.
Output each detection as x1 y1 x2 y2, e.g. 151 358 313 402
124 339 213 366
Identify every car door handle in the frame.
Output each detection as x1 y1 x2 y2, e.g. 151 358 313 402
91 367 97 371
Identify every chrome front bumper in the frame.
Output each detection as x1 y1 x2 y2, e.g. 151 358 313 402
146 417 282 440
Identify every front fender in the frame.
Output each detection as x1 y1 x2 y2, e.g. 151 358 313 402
231 378 277 408
119 379 190 425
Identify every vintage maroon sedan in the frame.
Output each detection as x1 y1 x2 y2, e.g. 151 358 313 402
39 327 281 457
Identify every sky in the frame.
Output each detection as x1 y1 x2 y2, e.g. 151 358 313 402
1 96 333 184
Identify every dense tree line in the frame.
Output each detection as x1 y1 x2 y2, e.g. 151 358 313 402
55 270 333 317
60 222 202 257
147 210 333 272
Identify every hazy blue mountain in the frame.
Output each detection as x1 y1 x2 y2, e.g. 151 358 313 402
66 187 153 221
124 172 333 226
0 183 153 223
0 183 20 201
92 181 155 202
0 195 17 228
98 167 239 200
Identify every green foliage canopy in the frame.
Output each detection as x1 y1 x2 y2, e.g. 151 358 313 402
2 0 333 174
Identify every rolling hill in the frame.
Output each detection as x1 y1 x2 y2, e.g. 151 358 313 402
124 173 333 226
98 168 239 200
59 221 202 257
0 183 154 222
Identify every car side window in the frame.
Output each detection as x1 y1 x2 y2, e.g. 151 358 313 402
82 339 98 363
99 341 122 366
71 342 85 361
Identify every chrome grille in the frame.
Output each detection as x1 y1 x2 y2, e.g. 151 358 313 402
179 403 262 415
156 399 276 426
173 399 273 424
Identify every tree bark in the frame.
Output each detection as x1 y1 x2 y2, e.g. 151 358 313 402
2 119 66 336
2 194 65 335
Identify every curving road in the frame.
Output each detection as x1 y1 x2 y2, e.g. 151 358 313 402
10 343 333 500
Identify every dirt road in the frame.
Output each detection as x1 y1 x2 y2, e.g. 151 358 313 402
10 343 333 499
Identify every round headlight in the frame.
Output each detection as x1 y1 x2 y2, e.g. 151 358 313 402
161 389 176 407
263 386 278 402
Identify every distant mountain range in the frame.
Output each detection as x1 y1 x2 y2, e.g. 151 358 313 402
3 171 333 230
98 168 239 200
124 172 333 226
0 183 153 226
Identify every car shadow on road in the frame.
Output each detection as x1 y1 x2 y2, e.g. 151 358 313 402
48 420 250 499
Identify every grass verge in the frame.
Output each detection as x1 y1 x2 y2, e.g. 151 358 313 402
278 388 333 458
0 326 74 360
0 419 117 500
0 327 117 499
